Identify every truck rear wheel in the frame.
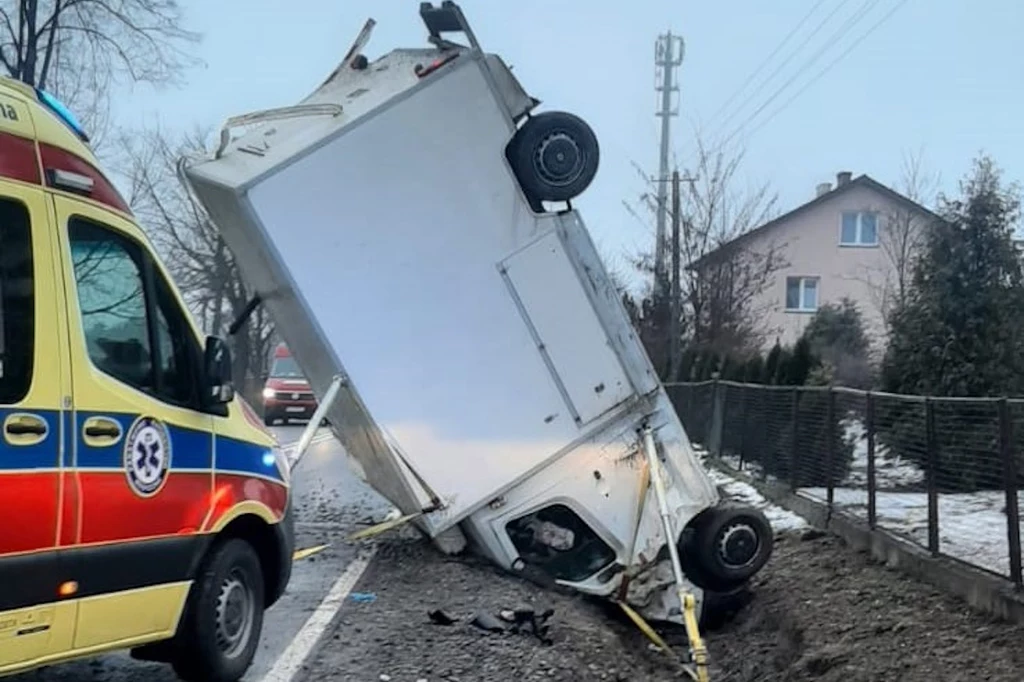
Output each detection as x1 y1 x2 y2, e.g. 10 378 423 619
508 111 600 204
694 503 773 587
172 538 265 682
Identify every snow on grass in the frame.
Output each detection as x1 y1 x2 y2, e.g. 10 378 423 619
695 424 1018 579
840 418 925 488
802 485 1015 577
692 444 809 533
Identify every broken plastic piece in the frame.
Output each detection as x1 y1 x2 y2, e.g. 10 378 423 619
470 612 506 633
428 609 457 626
349 592 377 604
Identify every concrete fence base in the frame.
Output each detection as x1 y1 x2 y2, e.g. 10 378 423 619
709 458 1024 625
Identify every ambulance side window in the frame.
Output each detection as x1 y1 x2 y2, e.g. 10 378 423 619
0 199 33 405
68 217 199 409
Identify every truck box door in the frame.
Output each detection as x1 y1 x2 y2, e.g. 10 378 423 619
500 230 634 426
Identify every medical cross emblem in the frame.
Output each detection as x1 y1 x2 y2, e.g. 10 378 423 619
123 416 172 497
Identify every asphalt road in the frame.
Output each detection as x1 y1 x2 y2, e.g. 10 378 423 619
13 424 389 682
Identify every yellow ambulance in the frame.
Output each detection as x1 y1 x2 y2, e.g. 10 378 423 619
0 75 294 681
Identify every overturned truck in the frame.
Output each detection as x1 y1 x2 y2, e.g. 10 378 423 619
181 1 773 630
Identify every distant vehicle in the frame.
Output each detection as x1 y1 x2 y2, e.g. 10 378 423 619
262 343 318 425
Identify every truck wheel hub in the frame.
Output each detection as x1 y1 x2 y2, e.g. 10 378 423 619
535 132 582 186
718 523 760 568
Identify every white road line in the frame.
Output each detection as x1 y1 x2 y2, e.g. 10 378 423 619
258 547 377 682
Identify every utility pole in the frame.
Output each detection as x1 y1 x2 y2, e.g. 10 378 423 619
653 31 684 297
667 169 699 382
668 170 682 381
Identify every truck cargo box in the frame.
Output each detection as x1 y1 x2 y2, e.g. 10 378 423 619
182 2 773 625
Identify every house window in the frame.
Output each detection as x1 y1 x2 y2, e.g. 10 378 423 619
785 277 818 312
840 211 878 246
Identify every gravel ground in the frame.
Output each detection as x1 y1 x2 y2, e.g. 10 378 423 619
301 529 1024 682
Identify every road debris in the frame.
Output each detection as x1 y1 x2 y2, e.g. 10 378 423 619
303 532 1024 681
349 592 377 604
428 609 458 626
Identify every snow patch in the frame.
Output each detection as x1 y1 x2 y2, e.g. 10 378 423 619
693 444 809 532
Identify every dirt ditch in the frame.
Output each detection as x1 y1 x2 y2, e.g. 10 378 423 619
301 529 1024 682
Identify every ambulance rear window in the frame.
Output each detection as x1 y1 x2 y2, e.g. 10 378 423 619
0 198 33 405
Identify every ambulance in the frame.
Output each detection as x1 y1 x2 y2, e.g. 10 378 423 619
0 76 294 681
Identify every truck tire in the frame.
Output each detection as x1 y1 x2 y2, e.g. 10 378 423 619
508 111 599 203
171 538 265 682
693 504 773 587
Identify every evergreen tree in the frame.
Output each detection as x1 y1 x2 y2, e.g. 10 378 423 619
801 298 872 388
882 155 1024 397
764 340 782 384
785 337 815 386
744 354 765 384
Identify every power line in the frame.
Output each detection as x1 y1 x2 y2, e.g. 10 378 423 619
716 0 882 149
712 0 856 137
738 0 910 142
707 0 829 123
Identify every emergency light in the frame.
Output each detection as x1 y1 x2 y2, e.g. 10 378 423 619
35 87 90 143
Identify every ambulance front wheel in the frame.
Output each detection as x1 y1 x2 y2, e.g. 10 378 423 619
172 538 265 682
508 111 600 204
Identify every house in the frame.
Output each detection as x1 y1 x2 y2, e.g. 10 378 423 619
689 171 940 353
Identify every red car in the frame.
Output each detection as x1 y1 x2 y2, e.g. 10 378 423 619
262 344 318 425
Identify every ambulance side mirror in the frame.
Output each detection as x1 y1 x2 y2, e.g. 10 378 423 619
204 335 235 405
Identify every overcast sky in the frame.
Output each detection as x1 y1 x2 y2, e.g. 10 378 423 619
114 0 1024 284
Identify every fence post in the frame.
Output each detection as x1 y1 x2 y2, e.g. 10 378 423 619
709 378 724 457
826 387 836 511
737 383 747 470
790 388 801 491
999 398 1023 589
866 391 877 530
925 398 940 557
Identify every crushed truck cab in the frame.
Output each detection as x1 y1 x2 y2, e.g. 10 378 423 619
182 2 773 626
0 77 293 680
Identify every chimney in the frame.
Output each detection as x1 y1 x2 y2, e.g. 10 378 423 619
836 171 852 187
816 182 831 197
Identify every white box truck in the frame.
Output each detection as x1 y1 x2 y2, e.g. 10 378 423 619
181 1 774 628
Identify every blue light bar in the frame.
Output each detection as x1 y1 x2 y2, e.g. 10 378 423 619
34 88 90 143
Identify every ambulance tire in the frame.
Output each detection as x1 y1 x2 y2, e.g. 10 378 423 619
508 111 600 204
172 538 265 682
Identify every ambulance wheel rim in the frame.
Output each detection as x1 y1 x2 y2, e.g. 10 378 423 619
215 568 255 658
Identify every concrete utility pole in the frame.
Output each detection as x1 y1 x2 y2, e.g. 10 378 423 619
668 169 682 381
667 168 699 382
653 31 684 295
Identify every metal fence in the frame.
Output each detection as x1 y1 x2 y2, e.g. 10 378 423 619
666 380 1024 589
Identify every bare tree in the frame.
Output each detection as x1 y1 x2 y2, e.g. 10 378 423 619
625 136 787 373
858 148 941 330
0 0 201 149
116 126 276 404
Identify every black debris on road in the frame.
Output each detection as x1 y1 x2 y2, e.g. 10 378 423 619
301 530 1024 682
301 539 682 682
